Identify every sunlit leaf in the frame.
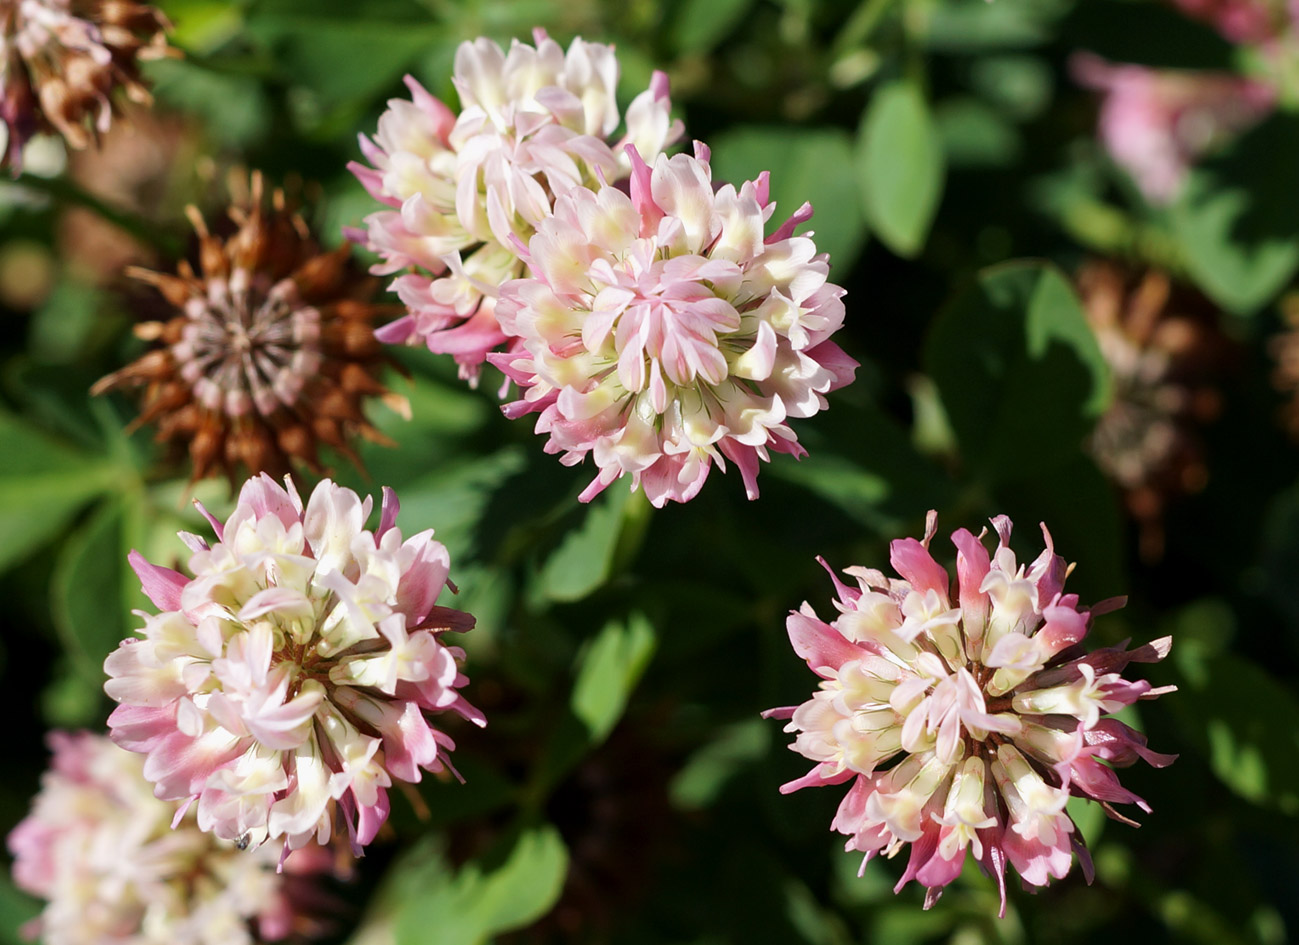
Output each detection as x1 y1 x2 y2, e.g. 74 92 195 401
537 487 631 603
390 827 569 945
1173 114 1299 314
0 410 118 576
571 612 657 744
671 718 770 809
858 80 945 258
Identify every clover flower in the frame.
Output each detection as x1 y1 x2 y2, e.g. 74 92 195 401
93 172 405 484
104 473 484 856
1 0 172 170
1071 53 1274 203
8 731 335 945
348 28 683 385
766 512 1175 914
489 143 856 506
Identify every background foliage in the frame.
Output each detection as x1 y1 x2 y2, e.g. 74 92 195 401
2 0 1298 943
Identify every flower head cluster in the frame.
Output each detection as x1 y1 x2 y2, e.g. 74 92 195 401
104 473 484 856
490 143 857 506
93 173 404 484
1072 53 1274 203
349 28 682 384
766 513 1175 913
8 731 334 945
0 0 172 170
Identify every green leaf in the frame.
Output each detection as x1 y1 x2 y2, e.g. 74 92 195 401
571 613 657 745
967 55 1053 122
857 80 945 258
767 402 955 535
390 827 569 945
50 499 127 695
0 410 118 576
246 16 442 106
356 447 527 565
669 0 754 53
537 487 630 603
0 872 40 945
924 261 1110 482
162 0 245 52
708 126 867 269
935 98 1022 169
670 718 770 809
145 58 272 148
1167 601 1299 813
1172 114 1299 314
924 0 1070 51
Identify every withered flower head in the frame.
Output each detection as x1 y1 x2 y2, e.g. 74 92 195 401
0 0 173 169
93 172 406 485
1268 293 1299 441
1077 260 1227 560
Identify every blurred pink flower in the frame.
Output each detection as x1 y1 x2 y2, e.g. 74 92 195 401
104 474 484 856
348 28 683 386
1072 53 1274 204
766 512 1176 914
1169 0 1287 43
489 142 856 507
8 731 334 945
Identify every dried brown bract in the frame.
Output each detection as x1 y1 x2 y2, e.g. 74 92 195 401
93 172 407 486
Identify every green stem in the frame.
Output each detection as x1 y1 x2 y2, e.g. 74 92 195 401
12 173 182 256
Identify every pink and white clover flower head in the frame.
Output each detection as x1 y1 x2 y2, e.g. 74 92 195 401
1072 53 1274 204
8 731 333 945
348 28 683 386
489 142 858 507
103 473 484 857
766 511 1176 914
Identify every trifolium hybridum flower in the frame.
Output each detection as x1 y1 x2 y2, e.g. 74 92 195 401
348 28 683 385
8 731 336 945
104 473 484 857
766 512 1175 913
490 142 857 507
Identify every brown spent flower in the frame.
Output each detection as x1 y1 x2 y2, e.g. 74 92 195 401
1268 293 1299 440
1077 260 1227 560
93 172 408 485
1 0 174 169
